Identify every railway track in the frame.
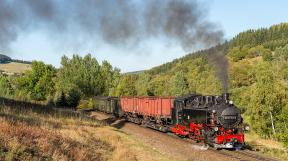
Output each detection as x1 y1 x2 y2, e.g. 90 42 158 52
173 129 281 161
170 130 281 161
209 148 280 161
171 133 280 161
233 150 280 161
88 111 281 161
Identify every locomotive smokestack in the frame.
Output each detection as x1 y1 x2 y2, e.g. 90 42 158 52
222 93 230 103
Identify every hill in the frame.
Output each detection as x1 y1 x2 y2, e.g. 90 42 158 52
146 23 288 78
112 23 288 153
0 54 12 63
0 62 31 75
0 54 32 75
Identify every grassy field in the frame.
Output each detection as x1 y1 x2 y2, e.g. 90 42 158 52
0 102 173 161
245 132 288 160
0 62 31 74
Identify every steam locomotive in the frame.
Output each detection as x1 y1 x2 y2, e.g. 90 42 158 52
91 93 248 149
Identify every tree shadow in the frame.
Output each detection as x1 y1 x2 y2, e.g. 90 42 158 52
101 116 127 129
0 97 97 122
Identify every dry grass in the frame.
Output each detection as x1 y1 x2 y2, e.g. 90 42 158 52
0 103 172 161
0 62 31 74
0 105 111 161
245 132 288 160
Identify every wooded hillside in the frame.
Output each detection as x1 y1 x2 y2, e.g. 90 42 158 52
0 54 12 63
112 23 288 146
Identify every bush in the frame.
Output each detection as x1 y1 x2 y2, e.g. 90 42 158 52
246 45 272 59
0 76 14 96
88 98 94 109
228 47 247 61
77 98 93 110
262 51 273 61
274 44 288 61
77 100 89 109
54 92 67 107
66 89 81 108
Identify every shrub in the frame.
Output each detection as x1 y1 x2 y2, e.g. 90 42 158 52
77 98 94 110
77 100 89 109
54 92 67 107
66 89 81 108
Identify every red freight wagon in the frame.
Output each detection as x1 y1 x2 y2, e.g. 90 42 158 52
120 96 175 118
120 96 175 131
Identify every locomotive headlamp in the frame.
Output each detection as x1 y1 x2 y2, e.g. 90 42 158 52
244 125 250 131
212 110 216 113
214 127 218 131
229 101 233 104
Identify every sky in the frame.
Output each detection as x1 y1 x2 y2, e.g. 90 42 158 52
3 0 288 72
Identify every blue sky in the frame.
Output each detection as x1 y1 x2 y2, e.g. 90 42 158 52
209 0 288 38
8 0 288 72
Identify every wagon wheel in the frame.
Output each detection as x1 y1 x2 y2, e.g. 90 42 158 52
203 132 209 144
141 116 149 125
188 133 195 140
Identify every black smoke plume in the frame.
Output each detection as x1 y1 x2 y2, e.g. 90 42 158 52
0 0 224 50
0 0 228 91
207 44 229 93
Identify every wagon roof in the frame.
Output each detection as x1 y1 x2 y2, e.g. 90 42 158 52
93 96 119 100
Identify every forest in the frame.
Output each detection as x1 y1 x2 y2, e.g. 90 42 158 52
0 23 288 147
113 23 288 147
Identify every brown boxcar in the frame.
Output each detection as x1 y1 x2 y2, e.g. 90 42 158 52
120 96 175 118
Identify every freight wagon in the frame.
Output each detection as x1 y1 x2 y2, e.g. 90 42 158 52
120 96 175 131
93 96 122 116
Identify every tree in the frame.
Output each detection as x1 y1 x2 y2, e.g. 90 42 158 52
247 62 286 137
17 61 56 101
101 60 113 95
54 91 67 106
276 104 288 147
135 73 151 96
148 75 170 96
274 44 288 61
66 88 81 107
227 46 248 61
229 60 255 88
101 60 121 96
169 71 189 96
0 75 13 96
112 75 137 96
108 68 121 96
246 45 271 59
55 54 103 98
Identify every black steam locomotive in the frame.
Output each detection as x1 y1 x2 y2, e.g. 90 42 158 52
171 93 246 148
